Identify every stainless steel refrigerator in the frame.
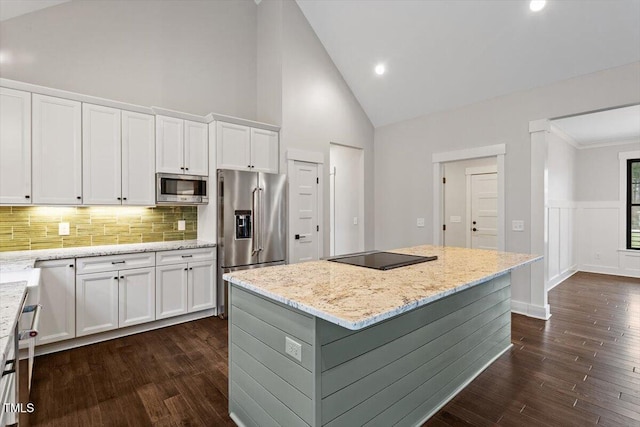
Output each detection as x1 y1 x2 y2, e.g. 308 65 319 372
217 169 286 318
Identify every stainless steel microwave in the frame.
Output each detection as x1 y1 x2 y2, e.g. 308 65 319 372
156 173 208 205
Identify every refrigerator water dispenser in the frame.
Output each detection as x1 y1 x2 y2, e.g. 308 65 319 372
235 210 252 239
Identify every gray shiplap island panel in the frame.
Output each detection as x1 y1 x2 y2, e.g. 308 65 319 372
228 273 513 427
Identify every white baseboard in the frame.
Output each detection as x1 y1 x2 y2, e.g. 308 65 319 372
547 266 578 291
579 265 640 278
21 309 216 359
511 300 551 320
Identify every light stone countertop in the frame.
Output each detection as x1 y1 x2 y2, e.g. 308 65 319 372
0 240 216 271
224 245 542 330
0 281 27 369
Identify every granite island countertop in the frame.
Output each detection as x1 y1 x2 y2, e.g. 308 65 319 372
0 240 216 271
0 281 27 369
224 245 542 330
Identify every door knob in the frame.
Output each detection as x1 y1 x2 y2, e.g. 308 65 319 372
472 221 476 225
472 228 477 232
295 234 300 240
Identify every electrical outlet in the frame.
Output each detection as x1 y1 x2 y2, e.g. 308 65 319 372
178 220 186 231
58 222 70 236
417 218 425 227
512 220 525 232
285 337 302 362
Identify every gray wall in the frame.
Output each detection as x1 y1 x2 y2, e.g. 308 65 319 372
0 0 258 118
374 62 640 308
547 132 577 203
278 0 375 255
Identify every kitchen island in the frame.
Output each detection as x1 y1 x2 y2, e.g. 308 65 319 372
223 245 541 427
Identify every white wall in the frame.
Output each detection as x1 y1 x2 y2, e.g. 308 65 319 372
546 130 578 289
443 157 496 248
277 0 375 256
330 143 364 255
574 142 640 277
375 62 640 315
0 0 258 118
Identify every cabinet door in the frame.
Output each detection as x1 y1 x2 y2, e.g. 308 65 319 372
122 111 155 205
156 115 184 174
184 120 208 176
32 94 82 204
76 271 119 336
119 267 155 327
216 122 251 171
35 259 76 345
155 264 188 319
187 260 216 312
82 103 122 205
250 128 279 173
0 88 31 204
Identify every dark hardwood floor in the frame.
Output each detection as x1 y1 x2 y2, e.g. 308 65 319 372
21 272 640 426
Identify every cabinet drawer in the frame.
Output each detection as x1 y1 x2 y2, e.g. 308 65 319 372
156 248 215 266
76 252 155 274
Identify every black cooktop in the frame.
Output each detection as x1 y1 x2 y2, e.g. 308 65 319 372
327 251 437 271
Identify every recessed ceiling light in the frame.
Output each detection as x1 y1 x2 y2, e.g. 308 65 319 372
530 0 546 12
375 64 386 75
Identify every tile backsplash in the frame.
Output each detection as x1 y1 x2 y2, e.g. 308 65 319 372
0 206 197 252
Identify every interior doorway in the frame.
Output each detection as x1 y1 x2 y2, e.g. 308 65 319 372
442 157 498 249
330 143 364 256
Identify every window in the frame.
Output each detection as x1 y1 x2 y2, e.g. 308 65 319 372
628 159 640 249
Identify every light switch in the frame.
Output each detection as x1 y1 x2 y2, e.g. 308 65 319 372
178 220 186 231
353 217 358 225
512 220 525 232
417 218 425 227
58 222 70 236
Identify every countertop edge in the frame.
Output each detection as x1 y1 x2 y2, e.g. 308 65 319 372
0 281 28 368
0 240 216 271
225 255 542 330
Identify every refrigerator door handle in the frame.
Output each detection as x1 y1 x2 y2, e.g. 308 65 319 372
252 187 259 255
259 187 265 253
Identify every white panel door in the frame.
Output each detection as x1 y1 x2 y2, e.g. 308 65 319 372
250 128 279 173
35 259 76 345
291 161 319 263
32 94 82 204
82 103 122 205
122 111 155 205
156 264 188 319
156 115 184 174
217 122 251 171
76 272 119 336
184 120 208 176
0 88 31 204
119 267 155 327
187 260 215 312
470 173 498 250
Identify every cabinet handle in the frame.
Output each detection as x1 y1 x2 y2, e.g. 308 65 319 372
184 268 188 271
111 261 126 265
247 165 251 168
185 168 189 171
180 167 185 170
189 267 193 271
77 196 82 200
25 195 30 199
114 277 118 280
123 197 127 201
181 255 193 258
68 264 74 268
117 197 121 200
120 276 124 279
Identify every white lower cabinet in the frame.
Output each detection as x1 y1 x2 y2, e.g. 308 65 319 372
76 266 155 337
35 259 76 345
156 249 216 320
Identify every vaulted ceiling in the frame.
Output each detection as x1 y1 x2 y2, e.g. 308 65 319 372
297 0 640 127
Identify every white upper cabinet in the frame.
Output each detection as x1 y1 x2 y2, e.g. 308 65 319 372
156 115 208 176
185 121 208 176
217 122 251 171
82 103 122 205
250 128 279 173
156 115 184 174
217 122 278 173
122 111 155 205
0 88 31 204
32 94 82 205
